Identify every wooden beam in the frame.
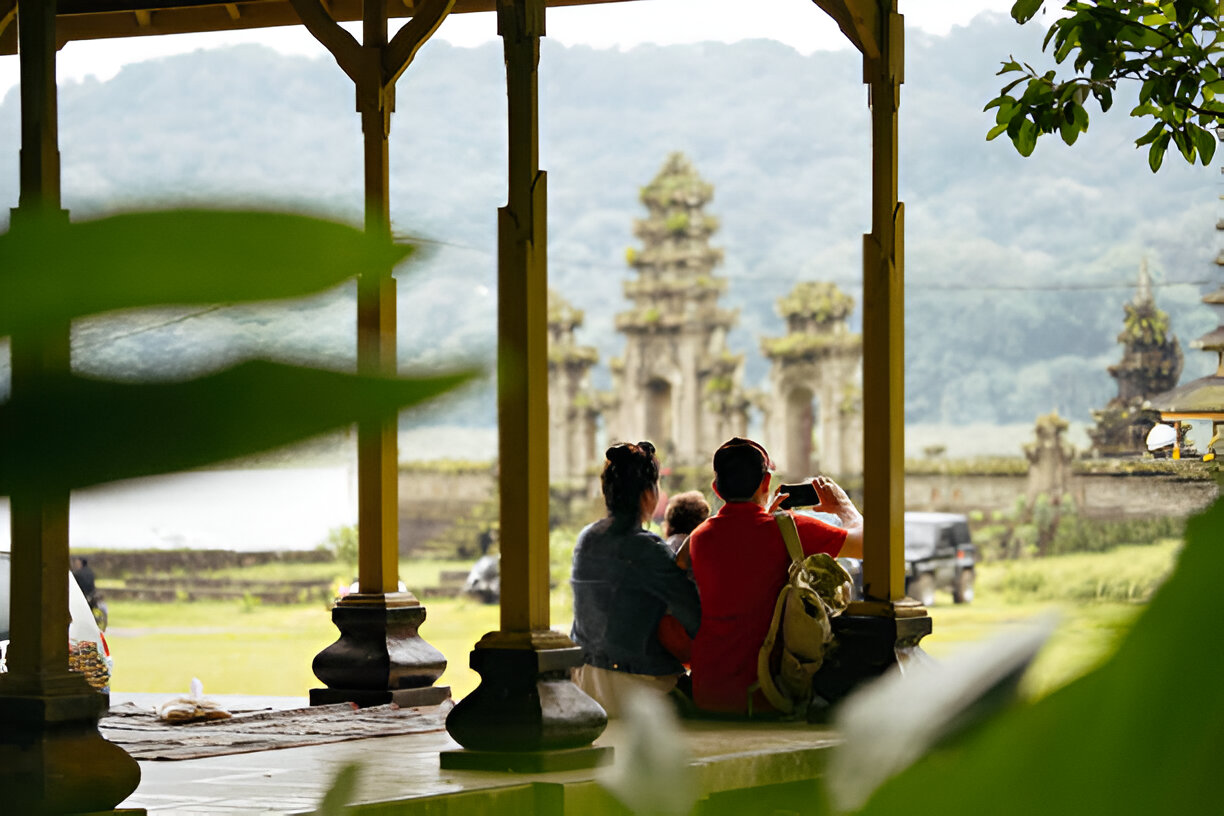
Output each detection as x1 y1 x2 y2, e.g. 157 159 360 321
0 0 637 55
134 8 152 24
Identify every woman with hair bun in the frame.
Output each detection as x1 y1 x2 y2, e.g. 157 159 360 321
569 441 700 716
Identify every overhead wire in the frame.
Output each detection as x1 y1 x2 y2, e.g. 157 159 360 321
57 229 1220 354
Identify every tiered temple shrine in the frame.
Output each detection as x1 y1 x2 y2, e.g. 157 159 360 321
1149 181 1224 455
761 281 863 479
604 153 749 465
1089 259 1183 456
547 290 600 487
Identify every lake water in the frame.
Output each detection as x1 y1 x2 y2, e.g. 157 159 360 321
0 468 358 552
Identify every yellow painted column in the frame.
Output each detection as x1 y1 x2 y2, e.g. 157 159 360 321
0 2 141 810
496 0 551 635
294 0 452 707
859 1 907 606
355 0 401 596
6 0 73 700
443 0 608 763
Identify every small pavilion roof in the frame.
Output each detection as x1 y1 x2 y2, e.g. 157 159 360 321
1147 374 1224 419
0 0 637 55
1194 327 1224 352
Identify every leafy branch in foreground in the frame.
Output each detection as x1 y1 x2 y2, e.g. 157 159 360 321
986 1 1224 170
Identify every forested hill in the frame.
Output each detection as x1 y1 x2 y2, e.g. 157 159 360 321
0 12 1218 426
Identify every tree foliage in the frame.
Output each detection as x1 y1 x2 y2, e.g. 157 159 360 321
988 1 1224 170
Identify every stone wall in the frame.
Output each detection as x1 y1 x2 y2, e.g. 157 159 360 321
78 548 332 576
397 464 498 555
903 461 1218 519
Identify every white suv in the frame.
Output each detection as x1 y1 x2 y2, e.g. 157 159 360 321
0 552 113 690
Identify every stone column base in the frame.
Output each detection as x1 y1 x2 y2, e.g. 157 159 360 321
310 685 451 709
441 631 609 771
811 607 933 717
311 592 449 709
0 677 141 814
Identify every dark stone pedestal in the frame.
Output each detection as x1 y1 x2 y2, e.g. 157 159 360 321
311 592 450 709
811 610 933 712
441 631 609 771
0 676 141 815
310 685 451 708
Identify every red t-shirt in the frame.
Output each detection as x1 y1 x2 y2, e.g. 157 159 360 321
688 502 847 714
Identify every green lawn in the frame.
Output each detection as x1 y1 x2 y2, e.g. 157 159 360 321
106 540 1179 702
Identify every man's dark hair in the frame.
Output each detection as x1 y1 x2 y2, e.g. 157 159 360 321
665 491 710 536
601 441 660 519
712 437 774 502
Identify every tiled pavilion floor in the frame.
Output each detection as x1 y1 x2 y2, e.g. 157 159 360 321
112 694 838 815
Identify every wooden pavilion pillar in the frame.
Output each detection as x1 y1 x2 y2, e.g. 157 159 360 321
442 0 608 771
290 0 453 708
810 0 930 705
0 1 142 811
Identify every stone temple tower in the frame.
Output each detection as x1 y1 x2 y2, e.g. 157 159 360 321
548 290 600 486
1089 259 1183 456
605 153 749 465
761 281 863 479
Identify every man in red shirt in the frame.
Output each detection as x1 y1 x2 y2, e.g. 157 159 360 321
687 438 864 715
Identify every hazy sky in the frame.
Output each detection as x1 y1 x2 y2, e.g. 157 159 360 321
0 0 1017 98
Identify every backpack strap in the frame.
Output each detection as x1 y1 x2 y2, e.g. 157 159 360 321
774 512 804 564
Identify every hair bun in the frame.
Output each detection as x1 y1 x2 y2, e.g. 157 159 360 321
606 445 629 463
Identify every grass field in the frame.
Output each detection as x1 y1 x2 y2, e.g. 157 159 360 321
105 539 1180 702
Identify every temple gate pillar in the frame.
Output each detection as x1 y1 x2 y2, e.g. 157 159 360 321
0 1 142 811
442 0 608 771
290 0 452 708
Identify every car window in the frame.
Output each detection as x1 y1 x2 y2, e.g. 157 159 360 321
953 522 972 545
904 524 935 547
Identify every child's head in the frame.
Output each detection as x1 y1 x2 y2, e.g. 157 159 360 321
663 491 711 537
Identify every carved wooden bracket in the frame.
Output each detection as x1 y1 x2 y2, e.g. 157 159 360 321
385 0 453 85
0 0 16 44
288 0 453 111
812 0 881 60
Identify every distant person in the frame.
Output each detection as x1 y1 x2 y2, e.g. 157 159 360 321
656 490 710 664
71 557 97 600
662 491 711 560
570 441 701 717
687 437 863 715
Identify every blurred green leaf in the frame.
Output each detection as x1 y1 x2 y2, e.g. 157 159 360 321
848 497 1224 816
0 361 474 491
0 210 412 333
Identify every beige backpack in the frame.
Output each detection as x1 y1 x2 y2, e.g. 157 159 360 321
753 513 854 716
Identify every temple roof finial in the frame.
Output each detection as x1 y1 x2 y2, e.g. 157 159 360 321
1134 256 1153 307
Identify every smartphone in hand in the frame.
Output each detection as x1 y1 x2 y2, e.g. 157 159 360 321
777 482 820 509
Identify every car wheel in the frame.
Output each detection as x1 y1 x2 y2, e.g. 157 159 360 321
907 573 936 607
953 568 975 604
